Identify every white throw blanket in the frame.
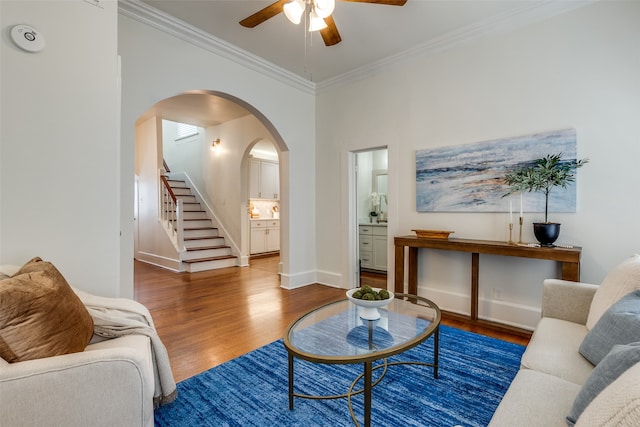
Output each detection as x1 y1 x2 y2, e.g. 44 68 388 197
74 288 177 408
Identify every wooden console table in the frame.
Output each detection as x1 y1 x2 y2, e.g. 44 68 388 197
394 236 582 335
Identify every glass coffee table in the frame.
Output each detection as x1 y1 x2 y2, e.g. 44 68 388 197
283 293 441 427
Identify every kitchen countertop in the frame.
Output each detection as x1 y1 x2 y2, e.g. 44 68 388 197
359 222 387 226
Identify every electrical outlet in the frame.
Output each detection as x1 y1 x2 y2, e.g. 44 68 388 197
493 288 503 301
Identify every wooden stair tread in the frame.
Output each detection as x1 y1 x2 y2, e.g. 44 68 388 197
186 245 230 251
164 201 200 205
184 236 224 241
182 226 217 231
183 255 236 263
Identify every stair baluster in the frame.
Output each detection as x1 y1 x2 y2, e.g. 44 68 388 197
160 172 185 252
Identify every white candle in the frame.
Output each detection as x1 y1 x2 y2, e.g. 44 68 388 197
509 200 513 223
520 193 523 218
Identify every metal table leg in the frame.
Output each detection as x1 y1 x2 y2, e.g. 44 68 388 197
433 326 439 379
363 361 372 427
288 353 294 410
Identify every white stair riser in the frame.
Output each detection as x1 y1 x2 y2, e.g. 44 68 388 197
184 237 224 248
184 258 236 273
165 209 206 219
182 211 208 220
182 203 202 212
182 219 214 228
176 195 196 202
183 247 232 260
184 229 218 239
171 188 192 196
166 181 187 188
164 203 202 213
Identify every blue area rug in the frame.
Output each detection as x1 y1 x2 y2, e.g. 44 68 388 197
155 325 524 427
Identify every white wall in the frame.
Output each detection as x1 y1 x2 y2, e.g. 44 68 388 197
162 120 205 191
203 116 277 249
119 14 317 290
135 116 180 270
157 116 279 262
0 0 121 297
316 1 640 329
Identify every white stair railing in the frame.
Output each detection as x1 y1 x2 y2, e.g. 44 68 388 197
159 171 185 252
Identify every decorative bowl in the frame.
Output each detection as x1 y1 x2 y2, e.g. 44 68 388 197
412 229 454 239
346 288 394 320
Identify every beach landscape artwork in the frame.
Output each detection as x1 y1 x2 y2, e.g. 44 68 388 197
416 128 578 212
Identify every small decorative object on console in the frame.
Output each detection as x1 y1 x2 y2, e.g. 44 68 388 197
412 229 454 239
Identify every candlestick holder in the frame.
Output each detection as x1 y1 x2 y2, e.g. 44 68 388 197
508 223 515 245
518 216 524 244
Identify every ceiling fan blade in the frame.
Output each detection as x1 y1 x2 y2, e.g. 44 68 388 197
339 0 407 5
239 0 287 28
320 15 342 46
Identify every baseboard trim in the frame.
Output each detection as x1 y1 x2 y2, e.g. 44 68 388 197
419 285 540 331
280 269 316 290
135 252 182 272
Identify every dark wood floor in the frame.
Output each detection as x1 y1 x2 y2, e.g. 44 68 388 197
135 257 529 382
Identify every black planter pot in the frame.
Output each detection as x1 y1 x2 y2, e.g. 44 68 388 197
533 223 561 247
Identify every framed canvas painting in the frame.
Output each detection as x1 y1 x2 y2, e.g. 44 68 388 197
416 128 578 212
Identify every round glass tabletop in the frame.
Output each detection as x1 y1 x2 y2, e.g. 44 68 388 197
283 293 441 364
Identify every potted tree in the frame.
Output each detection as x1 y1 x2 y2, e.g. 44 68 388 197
503 153 588 246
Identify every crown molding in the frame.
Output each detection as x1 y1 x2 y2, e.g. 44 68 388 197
316 0 595 93
120 0 594 96
118 0 317 95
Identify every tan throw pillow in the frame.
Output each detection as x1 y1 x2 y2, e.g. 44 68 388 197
0 257 94 363
586 254 640 330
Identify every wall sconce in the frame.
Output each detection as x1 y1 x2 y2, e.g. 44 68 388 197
210 138 221 152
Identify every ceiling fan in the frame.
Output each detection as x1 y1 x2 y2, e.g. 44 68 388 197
239 0 408 47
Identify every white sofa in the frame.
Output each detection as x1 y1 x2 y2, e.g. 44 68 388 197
0 263 167 427
0 334 155 427
489 256 640 427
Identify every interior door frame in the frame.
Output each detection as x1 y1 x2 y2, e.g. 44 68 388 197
347 147 389 289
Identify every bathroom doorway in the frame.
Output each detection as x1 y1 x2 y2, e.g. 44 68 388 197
355 148 388 286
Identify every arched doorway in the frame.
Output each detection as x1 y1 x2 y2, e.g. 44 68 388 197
244 139 282 269
133 90 288 274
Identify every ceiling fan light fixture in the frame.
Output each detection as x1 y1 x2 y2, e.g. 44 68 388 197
283 0 305 25
308 11 327 32
313 0 335 19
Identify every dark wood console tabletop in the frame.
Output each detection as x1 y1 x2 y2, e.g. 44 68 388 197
394 236 582 335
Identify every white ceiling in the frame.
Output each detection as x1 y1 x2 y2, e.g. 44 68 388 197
138 0 587 83
133 0 590 125
140 92 252 127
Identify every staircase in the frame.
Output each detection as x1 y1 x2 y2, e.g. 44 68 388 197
164 178 237 273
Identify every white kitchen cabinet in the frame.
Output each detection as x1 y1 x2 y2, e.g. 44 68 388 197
249 158 279 200
359 225 387 272
250 219 280 254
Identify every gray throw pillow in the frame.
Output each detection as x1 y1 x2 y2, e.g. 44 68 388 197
579 290 640 365
567 342 640 426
